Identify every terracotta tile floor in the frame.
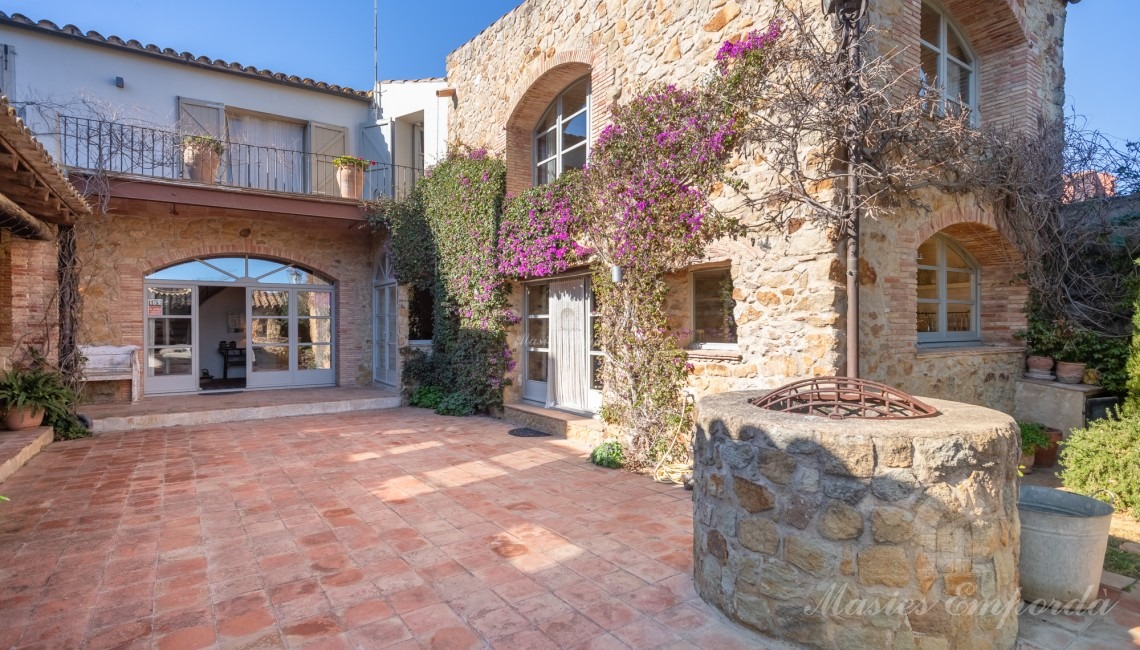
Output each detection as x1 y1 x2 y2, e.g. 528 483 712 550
1 408 1136 649
0 409 783 650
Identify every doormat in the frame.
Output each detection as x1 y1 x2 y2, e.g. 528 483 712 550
508 427 551 438
199 390 245 395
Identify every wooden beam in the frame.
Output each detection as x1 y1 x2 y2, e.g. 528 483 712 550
0 192 53 240
0 151 19 172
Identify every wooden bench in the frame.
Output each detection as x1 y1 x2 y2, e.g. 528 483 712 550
79 345 142 403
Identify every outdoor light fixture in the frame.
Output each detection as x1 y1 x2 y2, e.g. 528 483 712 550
115 76 125 88
611 264 623 284
287 268 302 284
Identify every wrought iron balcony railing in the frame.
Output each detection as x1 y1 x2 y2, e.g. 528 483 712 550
58 115 422 201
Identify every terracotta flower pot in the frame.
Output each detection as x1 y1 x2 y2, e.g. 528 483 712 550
1033 427 1064 468
1026 356 1054 373
336 166 364 199
183 146 221 183
1054 361 1087 385
1019 452 1036 474
4 405 45 431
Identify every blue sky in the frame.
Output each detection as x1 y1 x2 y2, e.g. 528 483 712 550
3 0 1138 142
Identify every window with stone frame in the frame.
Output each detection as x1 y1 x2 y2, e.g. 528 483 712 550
691 268 738 348
407 285 433 343
919 0 979 123
534 77 590 185
916 235 980 344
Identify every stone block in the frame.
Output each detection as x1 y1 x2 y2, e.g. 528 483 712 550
707 529 728 565
733 592 773 632
872 507 914 544
823 475 869 504
872 469 918 502
784 493 816 530
757 447 797 485
784 535 834 577
876 437 914 468
719 441 755 470
738 516 779 555
793 466 820 493
822 432 875 477
819 501 864 541
858 546 912 588
734 476 776 513
915 553 936 594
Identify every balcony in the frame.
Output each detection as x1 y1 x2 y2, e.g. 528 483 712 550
58 115 421 201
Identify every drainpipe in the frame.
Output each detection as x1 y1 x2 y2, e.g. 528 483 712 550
826 0 867 378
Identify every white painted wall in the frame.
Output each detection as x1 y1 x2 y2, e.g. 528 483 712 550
0 25 445 168
376 79 450 168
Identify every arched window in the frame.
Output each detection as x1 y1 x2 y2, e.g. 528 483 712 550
534 77 590 185
147 255 332 285
916 235 979 344
920 1 978 121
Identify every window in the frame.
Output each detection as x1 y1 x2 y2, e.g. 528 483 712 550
408 286 433 342
534 77 590 184
919 1 978 121
916 236 979 344
692 268 738 347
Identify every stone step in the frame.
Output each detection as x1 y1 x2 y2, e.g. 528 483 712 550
0 426 53 484
502 402 604 449
84 387 402 433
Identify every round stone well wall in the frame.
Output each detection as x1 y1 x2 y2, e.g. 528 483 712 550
693 391 1021 649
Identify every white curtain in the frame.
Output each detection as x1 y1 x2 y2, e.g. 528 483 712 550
547 279 588 411
227 114 305 192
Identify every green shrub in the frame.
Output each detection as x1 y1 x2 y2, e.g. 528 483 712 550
1060 408 1140 513
409 385 445 409
435 393 475 417
1017 421 1051 455
589 440 624 469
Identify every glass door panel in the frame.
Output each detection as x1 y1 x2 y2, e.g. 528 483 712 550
144 286 197 394
247 289 292 387
296 289 335 384
523 283 550 403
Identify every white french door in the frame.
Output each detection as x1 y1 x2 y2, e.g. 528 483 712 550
523 276 601 413
373 283 399 386
144 285 198 394
247 287 335 388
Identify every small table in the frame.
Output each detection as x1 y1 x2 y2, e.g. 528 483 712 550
217 347 246 380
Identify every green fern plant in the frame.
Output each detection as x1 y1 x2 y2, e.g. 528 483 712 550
589 440 624 469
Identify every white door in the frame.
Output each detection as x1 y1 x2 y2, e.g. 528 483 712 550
247 287 335 388
144 285 198 394
548 278 589 412
247 288 291 388
373 283 398 386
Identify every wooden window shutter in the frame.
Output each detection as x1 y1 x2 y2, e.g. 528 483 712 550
176 97 225 138
0 45 15 98
307 122 347 195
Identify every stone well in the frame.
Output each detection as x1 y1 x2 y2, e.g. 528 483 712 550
694 391 1021 649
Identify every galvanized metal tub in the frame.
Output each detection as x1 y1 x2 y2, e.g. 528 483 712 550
1018 485 1113 606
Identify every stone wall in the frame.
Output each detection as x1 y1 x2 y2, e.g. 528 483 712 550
449 0 847 399
0 228 61 366
77 198 374 391
694 391 1022 648
446 0 1066 412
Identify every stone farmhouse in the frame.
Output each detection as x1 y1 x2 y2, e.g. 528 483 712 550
0 0 1070 426
443 0 1067 429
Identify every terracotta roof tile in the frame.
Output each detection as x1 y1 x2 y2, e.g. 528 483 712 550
0 12 388 101
0 94 89 224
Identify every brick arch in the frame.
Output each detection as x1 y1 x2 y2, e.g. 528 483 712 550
900 209 1027 347
143 247 341 285
500 46 610 197
909 0 1038 127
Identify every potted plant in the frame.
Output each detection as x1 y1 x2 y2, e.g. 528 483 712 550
1053 319 1088 384
0 365 76 431
182 135 225 183
1034 425 1065 468
1017 422 1051 475
333 155 372 199
1016 317 1057 379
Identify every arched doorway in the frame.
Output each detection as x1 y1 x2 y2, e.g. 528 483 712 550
144 255 335 394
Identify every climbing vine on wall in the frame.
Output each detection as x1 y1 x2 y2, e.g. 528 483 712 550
368 147 512 415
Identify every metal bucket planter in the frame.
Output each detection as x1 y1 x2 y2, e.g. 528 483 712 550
1018 485 1113 607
